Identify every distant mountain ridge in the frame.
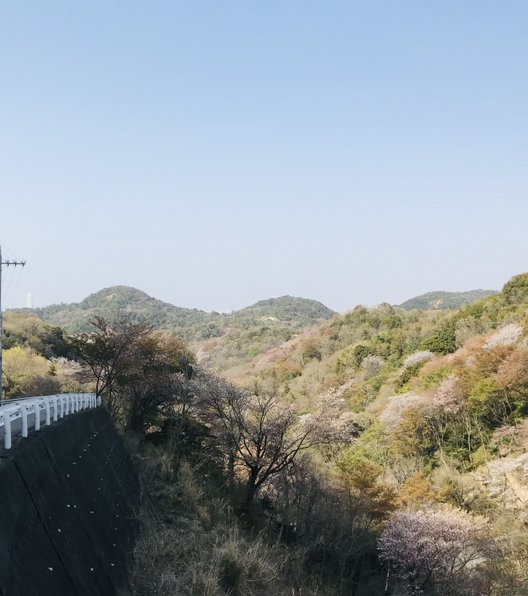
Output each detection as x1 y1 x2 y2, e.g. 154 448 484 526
397 289 497 311
24 286 335 340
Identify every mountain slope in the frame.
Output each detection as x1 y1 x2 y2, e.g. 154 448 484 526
235 295 334 324
22 288 336 369
33 286 211 337
398 289 496 311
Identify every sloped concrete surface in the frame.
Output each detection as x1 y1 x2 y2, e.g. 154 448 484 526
0 408 139 596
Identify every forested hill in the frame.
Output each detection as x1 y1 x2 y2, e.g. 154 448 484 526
398 289 496 311
26 286 335 340
233 296 334 326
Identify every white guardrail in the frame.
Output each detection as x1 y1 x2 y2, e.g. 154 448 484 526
0 393 100 449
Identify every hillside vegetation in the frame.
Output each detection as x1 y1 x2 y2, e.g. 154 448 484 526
204 273 528 593
30 286 334 335
398 289 497 311
5 276 528 593
20 286 334 373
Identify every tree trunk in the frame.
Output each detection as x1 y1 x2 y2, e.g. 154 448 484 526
244 468 260 509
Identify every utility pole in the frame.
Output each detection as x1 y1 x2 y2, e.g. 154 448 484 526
0 246 26 403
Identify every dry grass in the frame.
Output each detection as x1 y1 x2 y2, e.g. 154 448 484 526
130 441 321 596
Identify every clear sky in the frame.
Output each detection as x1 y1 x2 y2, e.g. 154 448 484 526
1 1 527 313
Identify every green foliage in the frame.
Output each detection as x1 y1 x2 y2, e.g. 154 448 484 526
395 362 424 391
421 320 457 354
468 379 502 421
420 365 452 389
352 344 371 367
69 318 195 433
502 273 528 305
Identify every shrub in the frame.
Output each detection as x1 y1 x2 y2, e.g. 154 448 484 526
468 378 503 421
380 393 431 432
420 365 452 390
352 344 372 368
502 273 528 305
403 350 434 368
360 354 384 379
433 374 463 413
483 324 523 350
422 320 457 354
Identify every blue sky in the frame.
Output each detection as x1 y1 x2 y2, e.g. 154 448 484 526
1 1 527 312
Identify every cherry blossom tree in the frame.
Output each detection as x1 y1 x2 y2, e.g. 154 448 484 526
404 351 434 368
483 324 523 350
378 505 494 595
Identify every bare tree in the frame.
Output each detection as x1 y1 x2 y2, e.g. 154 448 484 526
198 372 329 508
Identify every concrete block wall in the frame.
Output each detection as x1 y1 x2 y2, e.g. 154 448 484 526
0 408 139 596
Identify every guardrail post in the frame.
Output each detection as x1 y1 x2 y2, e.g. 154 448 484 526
3 413 11 449
21 404 28 438
34 402 40 431
45 400 51 426
53 396 58 422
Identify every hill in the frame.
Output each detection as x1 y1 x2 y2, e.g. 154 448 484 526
31 286 212 338
231 295 334 325
15 287 335 371
397 289 496 311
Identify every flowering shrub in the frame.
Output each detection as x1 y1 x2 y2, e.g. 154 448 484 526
378 505 493 595
433 374 463 413
380 393 430 431
483 324 523 350
360 354 384 379
403 350 434 368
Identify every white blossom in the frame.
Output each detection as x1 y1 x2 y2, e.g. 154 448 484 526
378 506 492 595
403 350 434 368
360 354 384 379
433 374 463 413
483 324 523 350
380 393 430 431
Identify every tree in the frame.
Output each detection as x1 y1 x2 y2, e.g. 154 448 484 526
502 273 528 305
116 331 194 433
378 505 494 595
422 320 457 355
198 372 329 508
68 317 195 432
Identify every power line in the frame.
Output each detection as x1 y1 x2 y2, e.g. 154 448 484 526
0 245 26 402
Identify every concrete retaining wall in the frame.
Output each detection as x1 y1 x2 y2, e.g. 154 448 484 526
0 408 139 596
